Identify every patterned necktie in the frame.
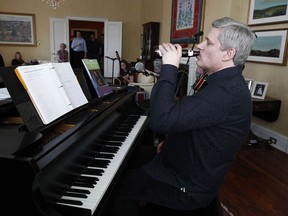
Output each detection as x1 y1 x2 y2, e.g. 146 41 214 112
192 70 208 92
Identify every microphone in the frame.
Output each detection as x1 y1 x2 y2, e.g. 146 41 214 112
192 31 203 38
135 62 145 72
134 62 155 77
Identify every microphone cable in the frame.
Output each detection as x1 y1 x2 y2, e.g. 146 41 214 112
175 31 203 98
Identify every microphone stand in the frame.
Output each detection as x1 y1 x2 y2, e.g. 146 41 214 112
105 56 117 84
176 34 200 98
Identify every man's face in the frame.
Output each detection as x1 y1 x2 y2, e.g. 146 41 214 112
76 32 81 37
196 27 227 73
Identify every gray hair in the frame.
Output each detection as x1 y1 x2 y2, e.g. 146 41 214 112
212 17 255 66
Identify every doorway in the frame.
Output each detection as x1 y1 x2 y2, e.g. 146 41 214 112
50 17 122 78
69 20 104 71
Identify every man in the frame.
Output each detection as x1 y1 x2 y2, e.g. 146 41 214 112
107 17 255 216
87 33 101 61
71 31 87 68
99 33 104 70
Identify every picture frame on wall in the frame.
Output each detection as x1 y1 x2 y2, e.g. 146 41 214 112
245 78 254 92
0 12 36 46
170 0 205 45
247 29 288 65
248 0 288 26
251 81 269 100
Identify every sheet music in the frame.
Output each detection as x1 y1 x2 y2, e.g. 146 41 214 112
54 63 88 107
15 62 88 124
0 88 11 100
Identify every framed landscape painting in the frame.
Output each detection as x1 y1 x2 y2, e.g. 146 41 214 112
170 0 205 45
0 12 36 46
247 29 288 65
248 0 288 25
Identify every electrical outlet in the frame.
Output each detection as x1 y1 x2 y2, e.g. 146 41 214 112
270 137 277 144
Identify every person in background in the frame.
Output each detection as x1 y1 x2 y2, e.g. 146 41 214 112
86 33 101 61
0 54 5 67
11 52 27 66
57 43 69 63
114 59 134 85
105 17 256 216
71 31 87 68
120 59 134 84
99 33 104 71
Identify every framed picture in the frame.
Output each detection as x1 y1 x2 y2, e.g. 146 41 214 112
0 12 36 46
245 78 254 92
248 0 288 26
247 29 288 65
251 81 269 99
170 0 205 45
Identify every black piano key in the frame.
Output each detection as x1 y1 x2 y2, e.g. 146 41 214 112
96 153 114 159
84 150 114 159
106 126 131 133
64 192 88 199
82 168 104 176
92 140 123 147
73 182 95 188
89 159 110 168
101 146 119 153
75 177 97 184
89 145 103 152
84 150 98 158
68 188 91 194
104 141 123 147
110 131 130 136
77 175 99 182
98 135 126 142
58 199 83 206
88 145 118 153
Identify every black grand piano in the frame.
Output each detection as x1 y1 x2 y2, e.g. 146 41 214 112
0 66 150 216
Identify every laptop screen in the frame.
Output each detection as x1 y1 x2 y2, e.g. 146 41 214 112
82 59 112 98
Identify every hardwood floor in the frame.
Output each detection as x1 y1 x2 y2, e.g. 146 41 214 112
219 140 288 216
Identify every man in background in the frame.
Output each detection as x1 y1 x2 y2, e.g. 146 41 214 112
87 33 101 62
99 33 104 72
71 31 87 68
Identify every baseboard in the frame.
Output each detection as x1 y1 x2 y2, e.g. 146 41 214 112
251 122 288 154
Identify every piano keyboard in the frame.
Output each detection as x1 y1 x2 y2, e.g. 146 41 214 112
56 115 147 215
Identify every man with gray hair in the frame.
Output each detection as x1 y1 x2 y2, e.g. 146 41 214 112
106 17 256 216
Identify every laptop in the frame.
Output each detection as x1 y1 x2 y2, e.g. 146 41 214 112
82 59 113 98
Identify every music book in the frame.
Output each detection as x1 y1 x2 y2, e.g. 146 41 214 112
15 62 88 125
81 59 113 98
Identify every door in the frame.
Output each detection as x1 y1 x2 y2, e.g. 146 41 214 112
49 18 69 62
104 21 122 78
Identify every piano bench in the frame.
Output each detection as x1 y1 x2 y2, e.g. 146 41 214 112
140 196 223 216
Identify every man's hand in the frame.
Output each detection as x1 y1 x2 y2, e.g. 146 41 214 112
158 43 182 68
